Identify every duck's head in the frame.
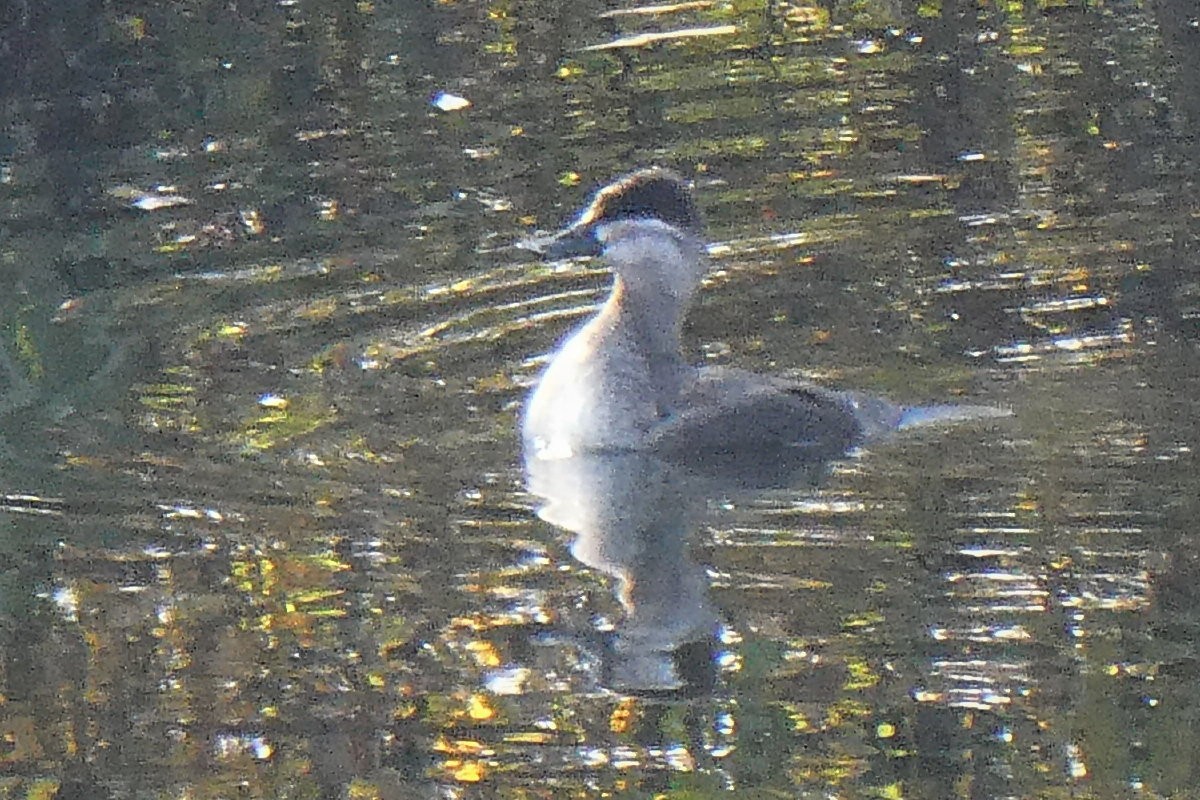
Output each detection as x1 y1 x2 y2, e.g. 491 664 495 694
593 216 708 314
525 168 704 260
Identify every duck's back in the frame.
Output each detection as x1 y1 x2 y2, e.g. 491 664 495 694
647 366 865 468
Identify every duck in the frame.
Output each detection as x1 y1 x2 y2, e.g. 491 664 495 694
521 168 1006 471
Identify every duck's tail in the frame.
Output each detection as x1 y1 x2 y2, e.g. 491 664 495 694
841 391 1012 442
897 403 1013 431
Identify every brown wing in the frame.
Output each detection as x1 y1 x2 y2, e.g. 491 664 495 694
647 367 863 472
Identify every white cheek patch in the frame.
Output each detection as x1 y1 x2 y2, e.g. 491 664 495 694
595 219 706 295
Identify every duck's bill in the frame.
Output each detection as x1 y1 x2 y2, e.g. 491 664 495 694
517 222 602 260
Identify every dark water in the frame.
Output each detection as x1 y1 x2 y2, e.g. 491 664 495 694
2 0 1199 797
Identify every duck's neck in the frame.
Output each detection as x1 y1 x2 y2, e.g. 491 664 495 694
610 277 685 355
608 277 690 404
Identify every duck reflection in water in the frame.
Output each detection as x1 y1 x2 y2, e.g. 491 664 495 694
520 169 1009 694
526 451 719 695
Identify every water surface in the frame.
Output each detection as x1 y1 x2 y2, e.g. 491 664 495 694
2 0 1199 797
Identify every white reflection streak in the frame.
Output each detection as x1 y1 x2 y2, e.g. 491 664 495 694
582 25 738 51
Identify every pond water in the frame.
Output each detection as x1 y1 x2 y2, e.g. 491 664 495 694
2 1 1199 797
